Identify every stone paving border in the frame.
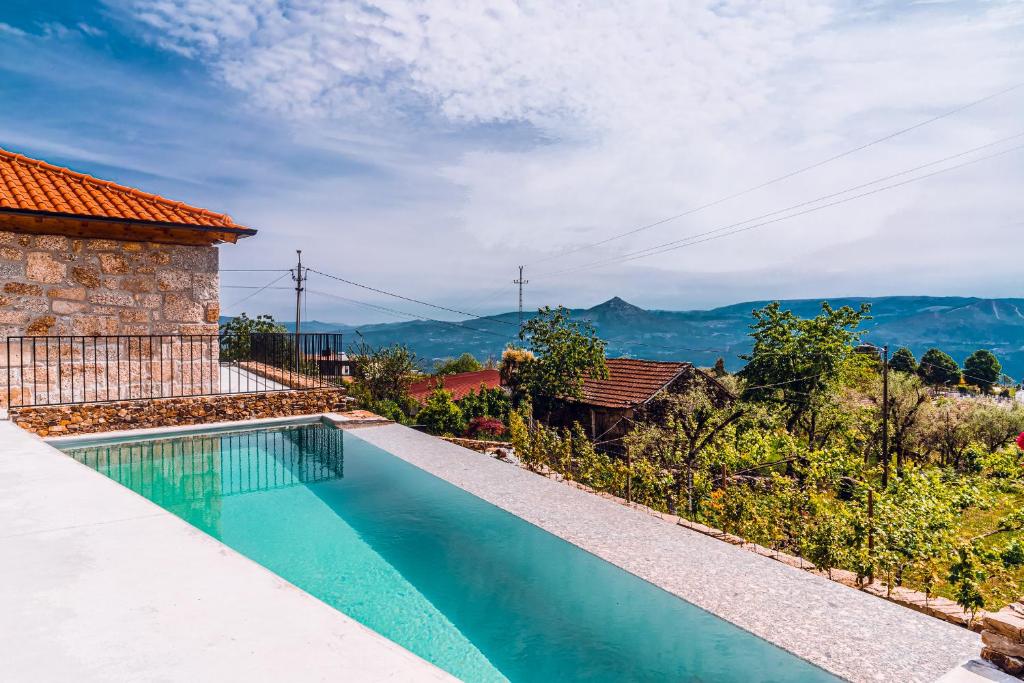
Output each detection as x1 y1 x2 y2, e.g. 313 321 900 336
355 424 980 683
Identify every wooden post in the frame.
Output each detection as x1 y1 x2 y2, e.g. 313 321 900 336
721 463 728 490
626 450 632 504
867 488 875 585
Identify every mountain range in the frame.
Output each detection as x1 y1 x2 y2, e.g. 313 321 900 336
233 296 1024 379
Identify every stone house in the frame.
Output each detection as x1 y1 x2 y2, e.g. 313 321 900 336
548 358 733 446
0 148 255 406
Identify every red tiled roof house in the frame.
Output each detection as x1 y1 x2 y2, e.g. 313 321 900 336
549 358 732 444
408 369 502 404
0 148 255 406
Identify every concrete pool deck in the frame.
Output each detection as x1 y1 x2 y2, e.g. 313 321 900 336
0 418 454 682
353 423 982 683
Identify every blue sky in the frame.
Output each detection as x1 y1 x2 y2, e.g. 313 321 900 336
2 1 1023 324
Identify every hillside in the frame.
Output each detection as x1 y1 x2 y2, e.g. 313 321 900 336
226 296 1024 379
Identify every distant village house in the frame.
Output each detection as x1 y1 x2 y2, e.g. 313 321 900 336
549 358 733 443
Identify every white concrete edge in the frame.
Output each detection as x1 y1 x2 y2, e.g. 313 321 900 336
935 658 1020 682
9 418 454 681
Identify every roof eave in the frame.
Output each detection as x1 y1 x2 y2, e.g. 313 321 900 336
0 208 257 245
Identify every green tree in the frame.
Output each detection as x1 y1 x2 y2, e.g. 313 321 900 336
433 353 483 376
889 347 917 374
417 385 466 436
739 301 871 438
918 349 961 387
219 313 287 361
519 306 608 414
964 350 1002 393
969 403 1024 453
627 389 745 516
348 337 421 409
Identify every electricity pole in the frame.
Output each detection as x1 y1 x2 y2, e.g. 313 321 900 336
293 250 305 337
514 265 528 331
292 250 305 370
881 344 890 488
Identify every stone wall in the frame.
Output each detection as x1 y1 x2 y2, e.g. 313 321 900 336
0 230 220 406
10 389 349 437
0 230 219 338
981 603 1024 677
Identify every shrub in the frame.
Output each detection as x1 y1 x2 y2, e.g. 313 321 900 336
467 416 506 439
417 386 466 436
1000 540 1024 568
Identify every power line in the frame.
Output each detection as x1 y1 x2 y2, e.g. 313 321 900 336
222 271 290 312
306 268 519 328
526 80 1024 267
305 287 516 340
219 268 293 272
536 141 1024 278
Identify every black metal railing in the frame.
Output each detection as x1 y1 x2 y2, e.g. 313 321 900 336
3 332 349 408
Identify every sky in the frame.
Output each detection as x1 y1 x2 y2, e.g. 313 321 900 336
1 0 1022 325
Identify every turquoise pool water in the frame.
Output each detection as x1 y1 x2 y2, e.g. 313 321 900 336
62 423 839 682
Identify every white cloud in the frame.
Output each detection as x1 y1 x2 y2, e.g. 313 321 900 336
93 0 1024 318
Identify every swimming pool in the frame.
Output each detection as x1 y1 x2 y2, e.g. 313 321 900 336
60 422 839 682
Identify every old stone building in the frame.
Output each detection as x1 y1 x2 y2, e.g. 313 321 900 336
0 148 255 406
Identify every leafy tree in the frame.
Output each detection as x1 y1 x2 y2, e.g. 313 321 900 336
970 404 1024 454
348 337 421 408
889 347 917 374
918 349 961 387
433 353 483 377
627 389 745 516
739 301 871 438
964 350 1002 393
458 385 511 422
219 313 287 361
417 385 466 436
863 372 930 475
921 400 976 469
712 357 727 377
518 306 607 414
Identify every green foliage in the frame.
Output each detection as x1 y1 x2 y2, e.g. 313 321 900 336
417 385 466 436
965 350 1002 392
947 546 986 620
889 347 918 374
982 445 1024 480
348 337 421 407
458 386 511 423
999 540 1024 568
970 404 1024 454
433 353 483 376
518 305 607 406
918 348 962 387
739 301 870 434
219 313 287 361
508 408 531 462
871 470 961 588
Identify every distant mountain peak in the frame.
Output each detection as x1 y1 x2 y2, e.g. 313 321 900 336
591 296 644 313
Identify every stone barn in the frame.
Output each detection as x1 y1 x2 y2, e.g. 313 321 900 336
0 148 255 406
548 358 734 447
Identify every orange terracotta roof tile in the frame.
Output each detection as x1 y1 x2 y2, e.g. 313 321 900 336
0 148 251 231
579 358 693 408
409 369 502 403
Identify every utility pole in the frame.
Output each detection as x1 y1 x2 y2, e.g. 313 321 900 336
292 250 305 370
881 344 890 488
293 250 305 336
513 265 528 331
